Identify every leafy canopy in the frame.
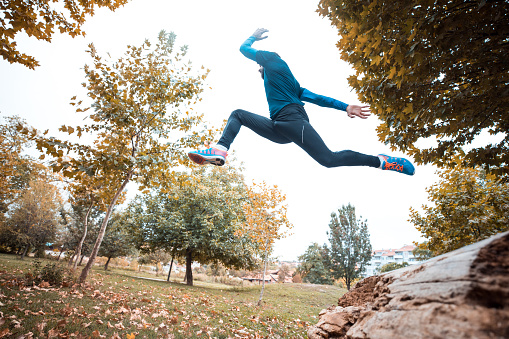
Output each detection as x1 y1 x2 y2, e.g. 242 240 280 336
318 0 509 176
1 0 128 68
379 261 409 273
240 181 293 257
31 30 211 188
0 116 44 215
1 179 62 257
297 243 334 285
410 162 509 255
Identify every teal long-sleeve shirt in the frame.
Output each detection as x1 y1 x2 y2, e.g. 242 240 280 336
240 36 349 119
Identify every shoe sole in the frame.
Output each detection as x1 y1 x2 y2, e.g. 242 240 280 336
188 152 225 166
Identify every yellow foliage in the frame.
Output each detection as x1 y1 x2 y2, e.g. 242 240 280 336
240 181 293 255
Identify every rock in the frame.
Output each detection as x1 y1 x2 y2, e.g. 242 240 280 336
308 231 509 339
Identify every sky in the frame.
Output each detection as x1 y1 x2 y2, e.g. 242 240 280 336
0 0 442 261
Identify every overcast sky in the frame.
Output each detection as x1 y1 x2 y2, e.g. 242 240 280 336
0 0 442 260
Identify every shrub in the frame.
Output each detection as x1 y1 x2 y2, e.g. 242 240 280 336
25 260 76 287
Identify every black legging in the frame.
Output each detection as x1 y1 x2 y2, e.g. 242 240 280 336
217 105 380 168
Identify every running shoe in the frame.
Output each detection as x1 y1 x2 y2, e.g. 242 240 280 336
378 154 415 176
188 147 227 166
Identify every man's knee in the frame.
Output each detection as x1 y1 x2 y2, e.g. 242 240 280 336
230 109 245 120
311 150 339 168
316 157 336 168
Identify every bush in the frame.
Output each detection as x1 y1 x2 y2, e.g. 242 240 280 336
380 262 409 273
25 260 76 287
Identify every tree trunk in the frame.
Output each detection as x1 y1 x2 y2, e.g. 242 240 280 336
185 249 193 286
308 231 509 339
79 170 132 283
78 254 85 266
20 244 29 260
68 253 76 267
57 247 64 260
104 257 111 270
257 242 269 306
167 257 174 282
73 202 93 270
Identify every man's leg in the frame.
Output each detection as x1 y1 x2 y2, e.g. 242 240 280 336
189 109 290 166
274 119 415 174
274 119 380 168
217 109 291 149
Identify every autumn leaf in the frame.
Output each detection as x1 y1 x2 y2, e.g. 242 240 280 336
35 322 46 333
0 328 11 338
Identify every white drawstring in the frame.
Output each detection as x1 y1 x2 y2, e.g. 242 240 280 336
301 125 305 144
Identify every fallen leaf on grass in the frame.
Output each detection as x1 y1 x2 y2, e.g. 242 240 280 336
114 322 125 330
156 323 168 332
35 321 46 333
126 333 135 339
48 328 60 338
0 328 11 338
91 329 106 338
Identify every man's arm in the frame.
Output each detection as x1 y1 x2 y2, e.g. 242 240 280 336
300 88 371 119
239 28 269 61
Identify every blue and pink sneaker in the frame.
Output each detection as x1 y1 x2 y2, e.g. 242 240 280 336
378 154 415 176
188 147 228 166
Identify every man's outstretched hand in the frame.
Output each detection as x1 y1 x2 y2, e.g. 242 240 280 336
252 28 269 41
346 105 371 119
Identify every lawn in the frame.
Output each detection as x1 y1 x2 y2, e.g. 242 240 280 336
0 254 345 338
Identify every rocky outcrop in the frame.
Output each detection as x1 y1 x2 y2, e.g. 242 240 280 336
308 231 509 339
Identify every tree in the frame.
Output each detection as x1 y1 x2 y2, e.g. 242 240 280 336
412 243 434 261
27 31 211 283
137 250 172 276
0 116 42 220
3 179 62 259
326 204 372 290
1 0 128 69
241 181 292 304
297 243 334 285
66 167 126 270
318 0 509 176
277 263 291 283
410 164 509 255
125 166 258 286
379 261 409 273
60 203 101 267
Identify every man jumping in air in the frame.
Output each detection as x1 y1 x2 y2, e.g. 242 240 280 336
188 28 415 176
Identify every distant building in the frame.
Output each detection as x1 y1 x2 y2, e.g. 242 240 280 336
241 269 294 284
363 244 422 277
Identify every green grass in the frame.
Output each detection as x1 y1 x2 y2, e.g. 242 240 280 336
0 254 345 338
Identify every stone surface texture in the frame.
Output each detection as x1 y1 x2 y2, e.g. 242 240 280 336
308 231 509 339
